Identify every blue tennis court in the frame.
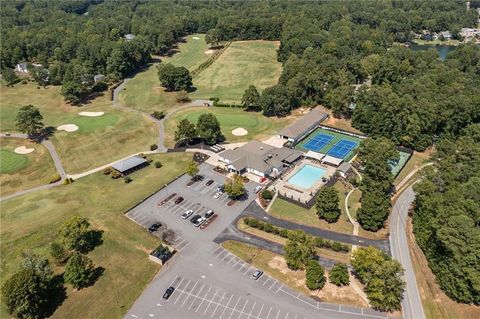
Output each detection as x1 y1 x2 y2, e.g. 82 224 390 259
303 133 334 152
327 139 358 159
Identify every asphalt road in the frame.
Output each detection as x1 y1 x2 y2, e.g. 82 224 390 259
243 202 390 252
390 186 425 319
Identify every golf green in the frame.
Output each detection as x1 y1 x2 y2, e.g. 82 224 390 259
71 114 119 133
0 149 29 174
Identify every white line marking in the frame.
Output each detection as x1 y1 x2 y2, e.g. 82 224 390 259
228 297 242 319
247 301 256 319
211 292 226 318
218 294 234 319
181 281 198 307
275 309 281 319
195 286 212 313
266 306 273 319
188 283 205 310
204 288 220 314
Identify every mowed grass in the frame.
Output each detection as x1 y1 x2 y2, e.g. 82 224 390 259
268 181 354 235
190 41 282 103
0 152 192 319
1 82 157 174
118 34 210 114
0 138 57 196
164 107 296 147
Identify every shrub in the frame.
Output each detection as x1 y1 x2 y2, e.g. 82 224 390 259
50 242 70 265
64 253 95 289
261 190 273 200
263 223 274 233
305 259 326 290
124 176 132 183
154 161 162 168
63 178 74 185
150 144 158 151
279 229 289 238
111 170 121 179
49 173 61 183
103 167 112 175
329 263 350 286
151 111 165 120
21 79 28 84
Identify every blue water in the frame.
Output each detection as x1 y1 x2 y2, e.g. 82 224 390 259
288 165 326 189
410 44 456 61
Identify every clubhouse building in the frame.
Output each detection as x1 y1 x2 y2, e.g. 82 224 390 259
278 107 329 143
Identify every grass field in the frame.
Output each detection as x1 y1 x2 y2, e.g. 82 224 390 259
190 41 282 103
0 152 191 319
222 240 367 308
295 128 363 161
164 106 296 147
394 149 432 185
0 139 57 196
118 34 210 114
268 181 354 235
0 82 158 174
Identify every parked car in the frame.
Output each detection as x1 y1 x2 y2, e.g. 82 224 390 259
206 179 214 186
259 177 267 183
148 222 162 233
181 210 194 220
214 191 223 199
254 186 262 193
193 216 206 227
252 270 263 280
204 210 215 219
193 175 204 181
190 214 202 224
163 286 175 299
175 196 184 204
216 185 224 192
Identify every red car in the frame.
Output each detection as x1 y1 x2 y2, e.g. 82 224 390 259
174 196 184 204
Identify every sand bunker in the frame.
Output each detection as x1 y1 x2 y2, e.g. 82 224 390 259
78 111 104 117
231 128 248 136
205 49 216 54
14 146 35 154
192 36 200 40
57 124 79 132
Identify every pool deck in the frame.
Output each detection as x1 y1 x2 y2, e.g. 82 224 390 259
270 159 336 204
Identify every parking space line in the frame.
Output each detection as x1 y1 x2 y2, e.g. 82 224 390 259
181 281 198 307
217 250 228 259
210 291 226 318
227 255 239 265
246 301 256 319
211 246 223 255
262 277 272 286
195 286 212 313
228 297 242 319
267 280 278 290
203 288 220 314
239 300 249 318
188 283 205 310
218 295 234 319
275 309 281 319
284 312 290 319
266 306 273 319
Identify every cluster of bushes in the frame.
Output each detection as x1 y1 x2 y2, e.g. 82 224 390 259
154 161 162 168
151 111 165 120
243 218 350 253
210 96 244 108
103 167 121 179
150 144 158 151
261 190 273 200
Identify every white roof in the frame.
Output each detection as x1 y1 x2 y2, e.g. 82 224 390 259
111 156 147 172
322 155 343 166
304 151 325 161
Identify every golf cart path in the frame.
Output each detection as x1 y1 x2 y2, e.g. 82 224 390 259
0 133 66 202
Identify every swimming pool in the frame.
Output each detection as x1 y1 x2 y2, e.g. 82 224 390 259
288 164 327 189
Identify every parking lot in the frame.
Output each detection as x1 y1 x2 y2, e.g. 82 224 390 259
126 163 260 252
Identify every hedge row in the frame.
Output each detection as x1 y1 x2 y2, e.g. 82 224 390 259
243 217 350 253
191 42 232 78
209 97 244 108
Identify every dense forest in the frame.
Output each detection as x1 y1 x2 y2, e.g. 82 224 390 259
413 124 480 304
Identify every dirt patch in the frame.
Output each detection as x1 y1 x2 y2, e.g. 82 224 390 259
316 278 368 308
14 146 35 154
267 256 290 274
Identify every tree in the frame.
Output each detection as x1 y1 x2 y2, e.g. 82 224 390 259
305 259 326 290
2 269 50 319
175 119 196 145
315 187 341 223
15 105 44 138
20 252 53 281
351 246 387 283
50 242 70 265
259 85 294 116
196 113 222 145
31 67 50 87
224 175 245 199
357 190 391 231
283 230 316 270
205 28 222 47
1 68 19 85
58 216 92 253
157 63 192 91
329 263 350 286
241 85 261 111
185 160 199 178
61 80 91 104
366 259 405 312
324 85 354 117
64 253 95 289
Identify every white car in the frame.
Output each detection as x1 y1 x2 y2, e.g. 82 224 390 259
193 217 206 227
181 210 194 220
214 191 223 199
254 186 262 193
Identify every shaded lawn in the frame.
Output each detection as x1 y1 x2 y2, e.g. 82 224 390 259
164 106 296 147
190 41 282 103
165 34 210 70
0 138 57 196
0 152 192 319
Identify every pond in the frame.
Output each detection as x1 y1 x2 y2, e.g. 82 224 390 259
410 44 457 61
